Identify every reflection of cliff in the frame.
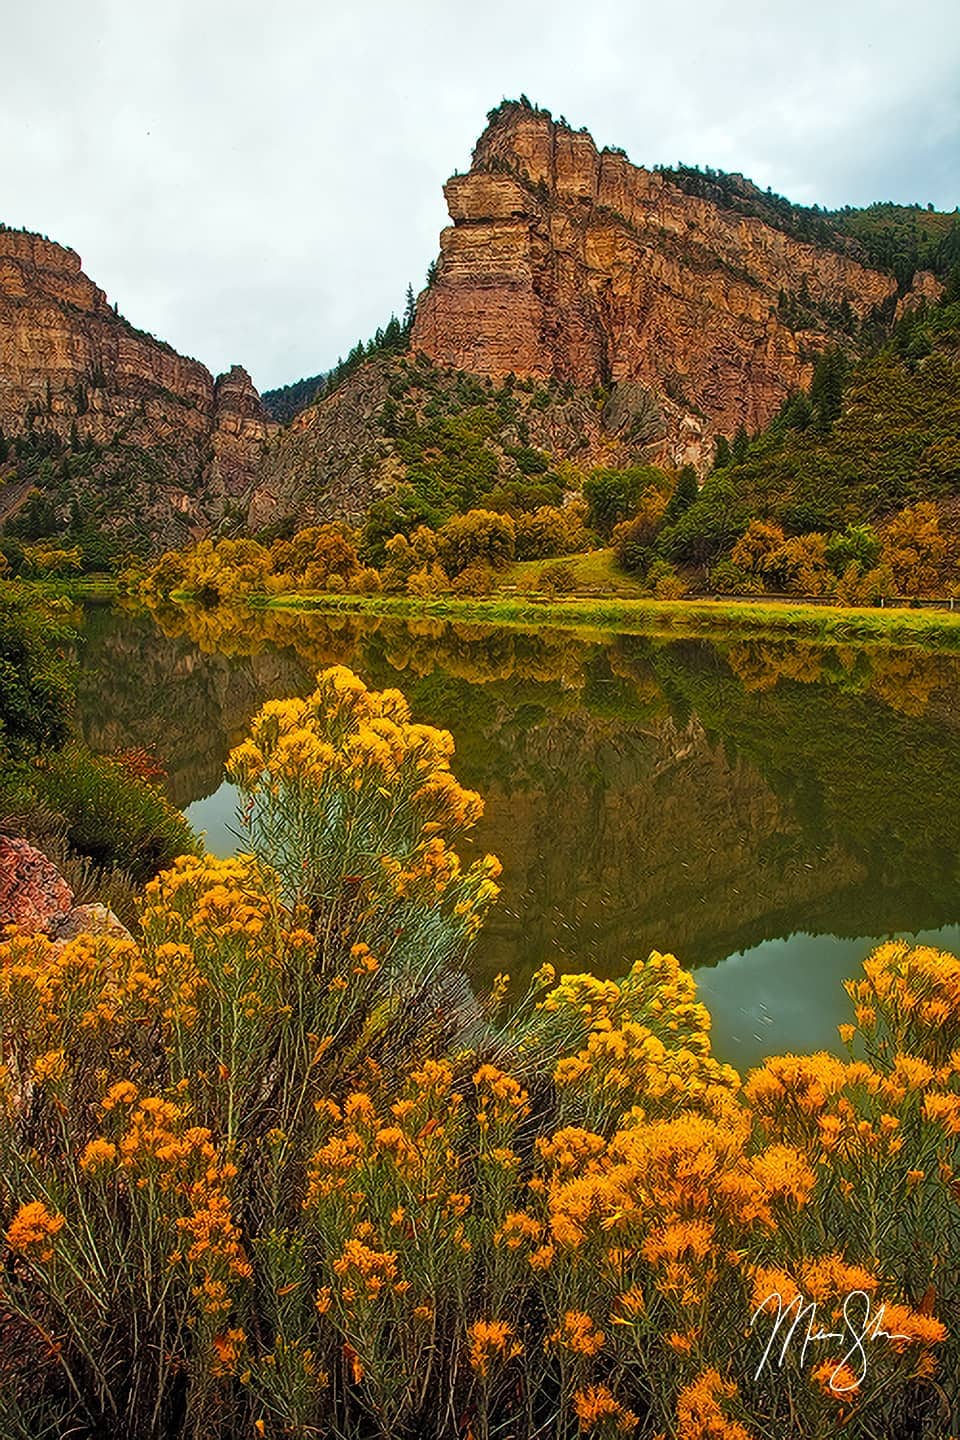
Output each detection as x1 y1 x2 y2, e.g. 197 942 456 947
466 708 862 982
75 606 960 984
75 605 313 807
647 638 960 931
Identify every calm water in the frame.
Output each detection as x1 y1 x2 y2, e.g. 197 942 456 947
75 602 960 1070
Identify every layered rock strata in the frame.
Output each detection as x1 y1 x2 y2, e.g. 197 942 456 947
0 228 273 544
412 106 900 464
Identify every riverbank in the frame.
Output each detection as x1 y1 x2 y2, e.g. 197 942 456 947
13 576 120 601
248 588 960 646
26 572 960 646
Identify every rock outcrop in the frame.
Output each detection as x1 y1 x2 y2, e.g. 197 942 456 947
250 356 400 532
0 835 72 933
895 269 945 321
248 351 669 532
0 227 274 548
0 834 130 941
412 104 900 466
1 108 939 543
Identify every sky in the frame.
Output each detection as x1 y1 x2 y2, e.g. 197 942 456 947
3 0 959 393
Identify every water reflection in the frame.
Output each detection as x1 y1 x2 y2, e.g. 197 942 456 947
695 924 960 1069
76 602 960 1069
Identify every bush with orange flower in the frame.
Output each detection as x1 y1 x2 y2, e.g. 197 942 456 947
0 667 956 1438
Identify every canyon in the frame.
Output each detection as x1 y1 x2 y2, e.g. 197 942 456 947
0 101 951 548
411 103 901 464
0 227 273 547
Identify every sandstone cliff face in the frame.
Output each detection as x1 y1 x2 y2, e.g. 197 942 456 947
0 227 274 547
412 107 899 466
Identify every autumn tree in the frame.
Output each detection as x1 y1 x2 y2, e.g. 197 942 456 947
730 519 787 577
514 504 589 560
271 525 359 588
612 486 669 574
583 465 670 539
881 502 951 595
436 509 516 576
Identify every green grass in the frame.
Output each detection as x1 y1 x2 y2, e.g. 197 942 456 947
503 548 647 595
250 588 960 648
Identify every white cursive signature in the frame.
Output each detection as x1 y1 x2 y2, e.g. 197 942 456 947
751 1289 912 1392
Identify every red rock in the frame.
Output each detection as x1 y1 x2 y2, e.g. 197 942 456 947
0 836 73 934
412 106 900 467
0 228 275 546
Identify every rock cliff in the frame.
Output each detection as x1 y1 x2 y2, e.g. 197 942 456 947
411 103 900 466
0 227 273 549
2 105 945 545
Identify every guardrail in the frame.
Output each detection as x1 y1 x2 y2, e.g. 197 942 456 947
709 592 960 611
496 585 960 611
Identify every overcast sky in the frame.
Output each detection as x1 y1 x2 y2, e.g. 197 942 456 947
4 0 958 392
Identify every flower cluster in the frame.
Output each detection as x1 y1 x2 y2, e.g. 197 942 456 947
0 665 956 1439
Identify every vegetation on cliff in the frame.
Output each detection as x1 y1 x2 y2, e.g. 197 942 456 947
657 165 960 290
260 373 327 425
0 427 166 568
142 288 960 611
0 663 956 1437
658 296 960 594
260 287 418 426
242 286 960 608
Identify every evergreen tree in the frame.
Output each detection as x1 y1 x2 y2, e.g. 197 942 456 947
713 435 732 470
779 391 813 433
380 396 399 437
403 284 416 334
810 347 847 432
664 464 699 524
731 424 750 464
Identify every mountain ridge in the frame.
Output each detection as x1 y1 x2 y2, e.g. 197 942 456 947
0 225 274 552
0 99 956 553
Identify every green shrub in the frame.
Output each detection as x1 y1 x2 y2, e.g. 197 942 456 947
452 561 496 596
538 560 577 596
583 464 670 539
0 586 74 763
28 743 197 882
646 558 686 599
708 558 765 595
437 510 516 575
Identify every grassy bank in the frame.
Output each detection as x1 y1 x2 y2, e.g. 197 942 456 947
249 587 960 647
505 548 647 595
16 575 121 602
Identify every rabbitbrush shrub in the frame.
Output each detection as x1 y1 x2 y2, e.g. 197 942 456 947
0 666 957 1438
